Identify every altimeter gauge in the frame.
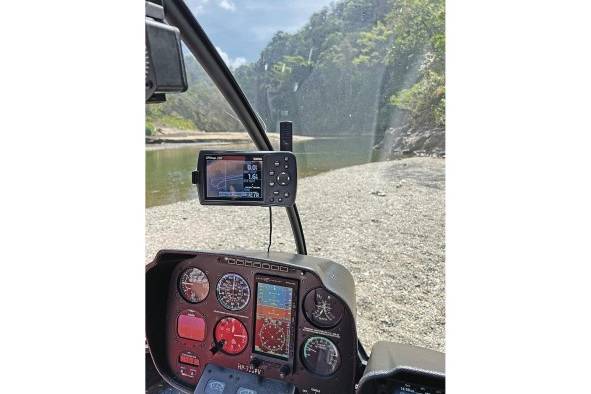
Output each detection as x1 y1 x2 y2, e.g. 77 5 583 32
216 273 250 311
303 288 344 328
179 267 210 303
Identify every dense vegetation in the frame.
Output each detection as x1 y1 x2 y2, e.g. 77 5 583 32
147 0 444 144
146 57 244 135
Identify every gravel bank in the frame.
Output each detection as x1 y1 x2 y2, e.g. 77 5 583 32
146 131 313 149
146 158 445 353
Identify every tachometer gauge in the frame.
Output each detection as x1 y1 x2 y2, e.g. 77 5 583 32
214 317 248 355
303 288 344 328
179 267 210 303
216 273 250 311
301 336 340 376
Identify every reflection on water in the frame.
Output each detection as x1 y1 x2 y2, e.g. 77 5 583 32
145 136 378 208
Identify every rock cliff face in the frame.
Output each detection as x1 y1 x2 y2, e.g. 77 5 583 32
376 125 445 157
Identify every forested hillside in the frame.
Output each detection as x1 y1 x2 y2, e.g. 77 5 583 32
145 56 244 134
147 0 444 151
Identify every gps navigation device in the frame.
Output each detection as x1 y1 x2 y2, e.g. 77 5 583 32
193 151 297 207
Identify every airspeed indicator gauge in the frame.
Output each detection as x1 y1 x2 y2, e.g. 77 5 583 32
179 267 210 303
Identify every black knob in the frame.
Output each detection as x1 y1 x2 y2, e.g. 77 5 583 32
279 365 290 378
250 357 261 368
210 339 225 355
277 172 290 186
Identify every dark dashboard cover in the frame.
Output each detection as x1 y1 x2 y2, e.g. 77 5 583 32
356 341 445 394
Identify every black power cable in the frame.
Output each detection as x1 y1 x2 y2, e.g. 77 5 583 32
267 207 272 254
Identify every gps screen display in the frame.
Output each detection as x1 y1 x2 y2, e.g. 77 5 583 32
205 155 263 201
254 281 295 360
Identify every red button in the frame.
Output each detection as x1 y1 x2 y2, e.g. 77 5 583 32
177 313 206 341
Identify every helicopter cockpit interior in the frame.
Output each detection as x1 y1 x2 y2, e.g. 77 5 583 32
145 1 445 393
147 250 444 394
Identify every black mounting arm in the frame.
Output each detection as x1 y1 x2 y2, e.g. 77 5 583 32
145 0 188 102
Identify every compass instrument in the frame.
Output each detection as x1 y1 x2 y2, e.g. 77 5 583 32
178 267 210 303
303 288 344 328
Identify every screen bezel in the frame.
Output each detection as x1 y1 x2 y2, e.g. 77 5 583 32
252 274 299 363
203 154 264 202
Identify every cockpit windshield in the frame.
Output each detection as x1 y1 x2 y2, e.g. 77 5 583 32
146 0 445 354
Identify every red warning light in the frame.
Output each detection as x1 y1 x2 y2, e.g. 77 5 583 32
177 310 206 341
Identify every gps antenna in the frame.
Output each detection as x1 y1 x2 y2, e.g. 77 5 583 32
279 121 293 151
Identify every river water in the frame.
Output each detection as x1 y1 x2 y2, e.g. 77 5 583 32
146 135 378 207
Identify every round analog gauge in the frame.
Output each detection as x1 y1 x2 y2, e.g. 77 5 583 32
301 336 341 376
214 317 248 355
303 288 344 328
179 267 210 303
216 273 250 311
259 318 288 355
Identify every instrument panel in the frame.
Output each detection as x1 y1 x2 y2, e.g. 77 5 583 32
162 251 358 394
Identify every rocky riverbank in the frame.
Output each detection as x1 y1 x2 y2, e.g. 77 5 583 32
146 130 313 147
146 158 445 352
375 125 445 158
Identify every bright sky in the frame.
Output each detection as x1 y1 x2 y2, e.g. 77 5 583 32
187 0 335 67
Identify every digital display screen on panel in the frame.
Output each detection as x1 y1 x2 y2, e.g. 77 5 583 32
253 282 295 360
